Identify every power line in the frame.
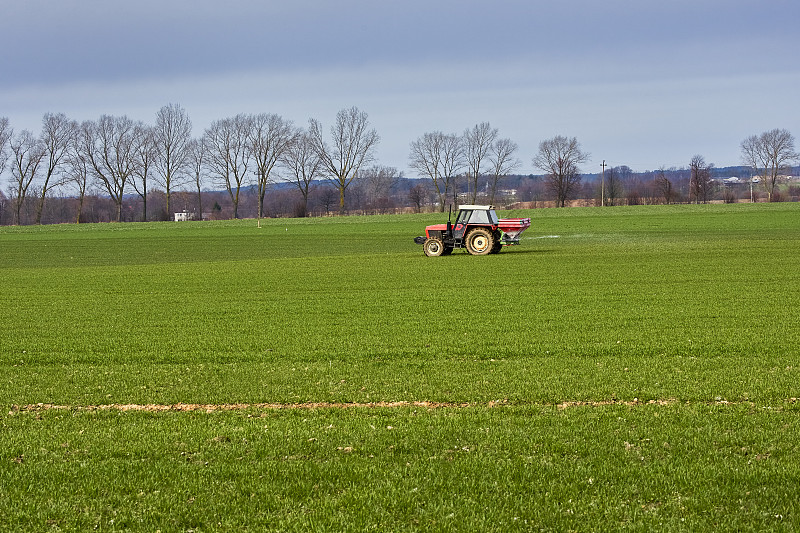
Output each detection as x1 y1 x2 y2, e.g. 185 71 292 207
601 160 606 207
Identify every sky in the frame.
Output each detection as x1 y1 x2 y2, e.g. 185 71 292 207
2 0 799 176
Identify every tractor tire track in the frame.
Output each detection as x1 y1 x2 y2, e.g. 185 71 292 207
10 397 794 414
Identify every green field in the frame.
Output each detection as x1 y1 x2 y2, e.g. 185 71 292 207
2 203 799 531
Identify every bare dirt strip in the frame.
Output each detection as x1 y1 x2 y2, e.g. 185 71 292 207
9 398 786 414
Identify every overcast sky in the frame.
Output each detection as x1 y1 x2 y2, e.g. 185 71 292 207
2 0 799 175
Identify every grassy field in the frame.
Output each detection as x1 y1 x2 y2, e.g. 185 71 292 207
1 203 799 531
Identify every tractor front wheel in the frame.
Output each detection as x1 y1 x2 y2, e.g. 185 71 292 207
465 228 494 256
423 237 445 257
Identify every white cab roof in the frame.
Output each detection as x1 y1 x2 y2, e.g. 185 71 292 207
458 205 494 210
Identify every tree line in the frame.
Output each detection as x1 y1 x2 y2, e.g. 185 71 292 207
410 127 798 210
0 105 383 225
0 106 797 225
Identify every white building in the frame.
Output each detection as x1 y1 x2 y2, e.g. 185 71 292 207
174 211 195 222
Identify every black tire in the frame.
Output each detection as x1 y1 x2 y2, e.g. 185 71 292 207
465 228 494 256
490 231 503 254
423 237 445 257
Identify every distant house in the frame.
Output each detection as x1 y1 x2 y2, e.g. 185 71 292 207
174 211 195 222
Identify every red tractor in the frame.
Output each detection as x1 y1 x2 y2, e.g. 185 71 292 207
414 205 531 256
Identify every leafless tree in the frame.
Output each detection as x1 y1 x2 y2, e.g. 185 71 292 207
617 165 634 182
131 123 157 221
66 125 92 223
440 135 466 208
187 138 207 218
487 137 520 205
604 166 624 206
8 130 46 224
248 113 295 221
689 154 714 204
0 118 12 224
358 165 399 209
407 183 428 213
533 135 589 207
0 117 11 175
80 115 138 222
409 132 446 211
409 131 463 212
309 106 379 212
741 128 798 202
154 103 193 216
203 114 252 219
654 167 674 205
463 122 498 204
281 129 321 217
34 113 77 224
318 186 339 215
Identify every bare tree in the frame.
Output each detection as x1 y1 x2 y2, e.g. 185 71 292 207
408 131 463 212
440 134 465 209
34 113 76 224
153 103 193 216
533 135 589 207
248 113 295 222
654 167 674 205
487 137 520 205
408 183 428 213
281 129 321 217
347 179 367 212
0 117 11 175
203 114 252 219
0 118 12 224
463 122 498 204
66 125 92 223
131 123 157 221
358 164 399 209
604 166 625 206
80 115 138 222
741 128 798 202
318 186 338 215
8 130 46 225
689 154 714 204
309 106 379 212
408 132 442 207
187 138 207 218
616 165 634 182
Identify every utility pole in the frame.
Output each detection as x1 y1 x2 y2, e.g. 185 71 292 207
601 160 607 207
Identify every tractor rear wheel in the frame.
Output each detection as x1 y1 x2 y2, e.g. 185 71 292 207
423 237 445 257
465 228 494 255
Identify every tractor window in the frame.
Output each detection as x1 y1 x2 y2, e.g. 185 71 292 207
469 210 491 224
457 210 472 224
488 210 499 224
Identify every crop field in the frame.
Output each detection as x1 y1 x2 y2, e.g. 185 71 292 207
2 203 800 531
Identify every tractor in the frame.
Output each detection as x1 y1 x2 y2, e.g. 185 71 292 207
413 205 531 256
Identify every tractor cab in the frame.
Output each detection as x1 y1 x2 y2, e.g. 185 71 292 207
451 205 500 240
456 206 500 225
